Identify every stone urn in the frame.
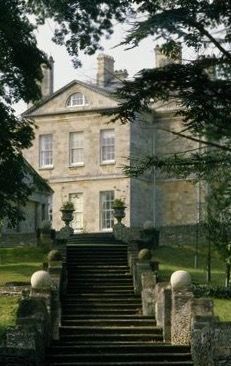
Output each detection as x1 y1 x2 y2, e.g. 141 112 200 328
61 208 74 226
112 199 126 224
60 201 75 229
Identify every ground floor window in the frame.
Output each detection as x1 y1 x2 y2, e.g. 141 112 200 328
100 191 114 231
69 193 83 232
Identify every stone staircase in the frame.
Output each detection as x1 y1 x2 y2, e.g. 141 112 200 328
46 233 193 365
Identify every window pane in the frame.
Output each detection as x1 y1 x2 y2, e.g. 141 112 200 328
70 132 84 165
100 191 114 230
67 93 88 107
39 134 53 167
101 129 115 163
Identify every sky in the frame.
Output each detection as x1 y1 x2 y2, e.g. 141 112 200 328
15 20 158 114
15 19 195 115
36 21 156 88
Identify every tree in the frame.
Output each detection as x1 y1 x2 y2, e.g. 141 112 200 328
0 0 129 224
109 0 231 284
1 0 230 281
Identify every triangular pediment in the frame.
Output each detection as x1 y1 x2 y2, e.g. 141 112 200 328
23 80 119 117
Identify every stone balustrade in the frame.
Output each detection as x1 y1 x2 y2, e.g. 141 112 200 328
137 262 231 366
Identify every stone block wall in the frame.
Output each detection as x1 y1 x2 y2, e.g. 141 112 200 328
0 233 37 248
0 261 65 366
138 263 231 365
159 224 207 246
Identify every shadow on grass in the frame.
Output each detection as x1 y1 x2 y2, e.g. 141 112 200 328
0 246 47 265
0 263 43 286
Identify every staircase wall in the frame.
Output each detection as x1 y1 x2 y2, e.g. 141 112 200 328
138 261 231 366
0 262 64 366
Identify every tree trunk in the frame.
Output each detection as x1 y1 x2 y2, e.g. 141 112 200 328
225 262 231 287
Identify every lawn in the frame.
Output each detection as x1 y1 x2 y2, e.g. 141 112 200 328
0 246 47 285
154 243 231 321
0 246 48 338
0 242 230 338
154 243 226 285
0 296 19 339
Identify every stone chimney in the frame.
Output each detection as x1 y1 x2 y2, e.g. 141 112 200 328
97 54 115 87
40 56 54 98
154 45 182 68
114 69 128 82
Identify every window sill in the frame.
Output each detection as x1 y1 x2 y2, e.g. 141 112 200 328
67 104 89 108
39 166 54 170
69 163 85 168
100 161 116 166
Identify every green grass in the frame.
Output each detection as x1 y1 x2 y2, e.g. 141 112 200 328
154 244 231 321
0 246 47 285
154 244 226 285
0 296 19 339
213 299 231 321
0 246 48 337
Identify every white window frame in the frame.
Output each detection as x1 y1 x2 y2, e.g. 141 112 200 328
39 134 53 168
100 191 114 231
69 193 84 233
69 132 84 166
100 129 115 164
66 93 88 107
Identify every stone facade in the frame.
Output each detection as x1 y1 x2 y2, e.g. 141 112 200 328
23 57 154 233
22 53 204 236
1 161 53 243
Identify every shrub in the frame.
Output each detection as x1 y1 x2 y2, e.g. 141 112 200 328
61 201 74 210
192 284 231 299
112 199 126 208
47 250 63 262
40 220 52 234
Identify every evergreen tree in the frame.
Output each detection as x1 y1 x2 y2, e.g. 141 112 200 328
0 0 129 224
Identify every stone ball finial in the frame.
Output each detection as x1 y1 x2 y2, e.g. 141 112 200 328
170 270 191 290
143 221 154 230
31 270 52 290
138 248 152 261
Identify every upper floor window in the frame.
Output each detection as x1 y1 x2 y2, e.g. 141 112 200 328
69 132 84 166
66 92 88 107
100 129 115 164
39 134 53 168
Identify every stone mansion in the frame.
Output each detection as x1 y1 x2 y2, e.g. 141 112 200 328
23 50 204 238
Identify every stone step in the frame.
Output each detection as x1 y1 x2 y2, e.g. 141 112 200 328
66 266 129 271
62 304 141 310
67 284 134 289
65 294 139 299
66 290 136 297
64 298 141 304
48 362 193 366
68 274 130 278
47 352 192 362
61 309 142 316
66 275 132 281
48 343 190 354
45 239 193 366
60 325 162 335
59 333 163 342
61 314 153 320
61 319 156 326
